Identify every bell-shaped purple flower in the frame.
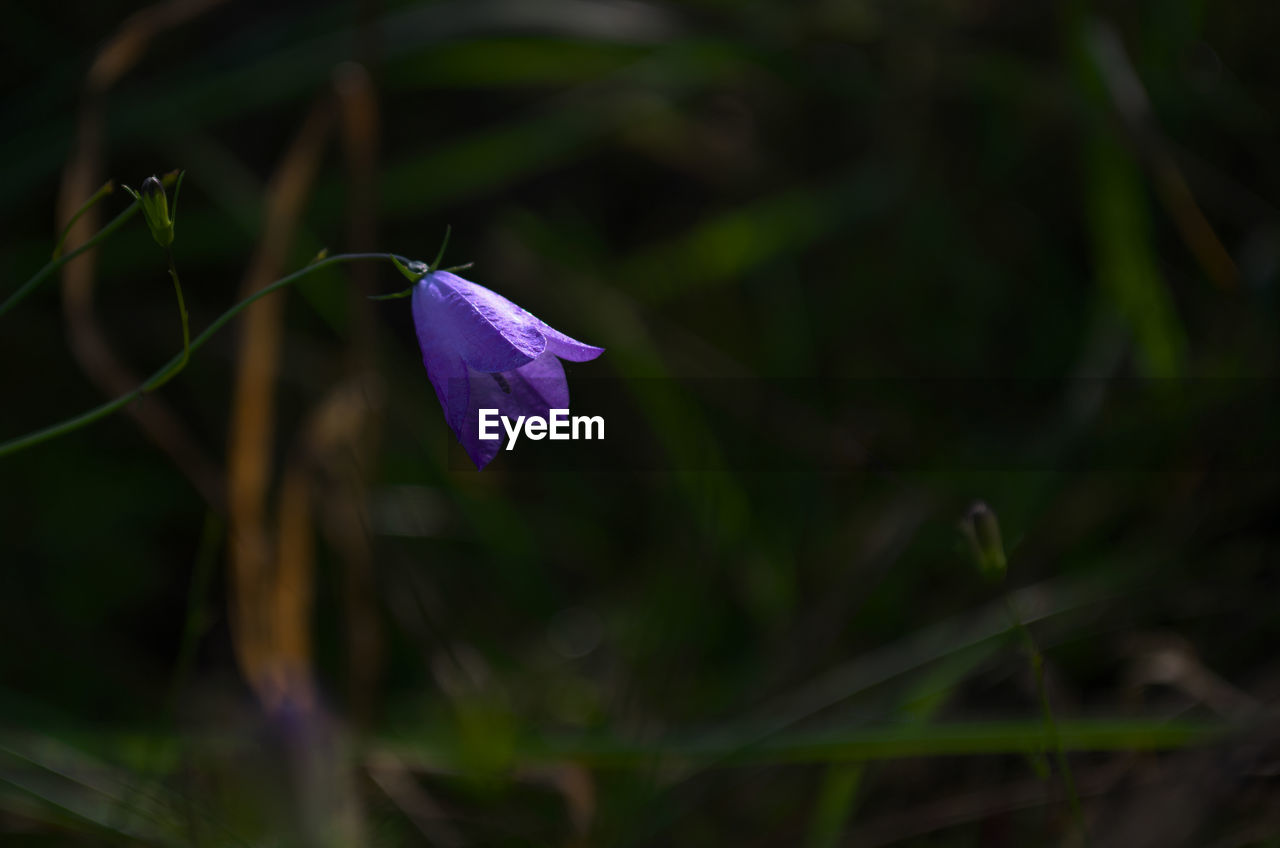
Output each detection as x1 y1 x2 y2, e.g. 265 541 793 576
411 270 603 469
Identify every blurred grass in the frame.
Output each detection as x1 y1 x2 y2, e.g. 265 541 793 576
4 0 1280 845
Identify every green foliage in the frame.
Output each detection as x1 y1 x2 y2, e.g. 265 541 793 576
3 1 1279 845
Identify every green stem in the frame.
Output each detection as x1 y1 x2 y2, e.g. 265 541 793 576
146 249 191 392
52 180 116 260
0 201 143 319
0 252 398 459
168 510 223 712
1003 595 1089 842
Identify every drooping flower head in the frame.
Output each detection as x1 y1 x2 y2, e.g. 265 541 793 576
402 242 603 469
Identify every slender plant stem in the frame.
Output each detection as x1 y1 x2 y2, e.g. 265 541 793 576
0 252 398 459
1003 595 1089 843
52 180 116 260
0 201 142 319
146 249 191 392
168 510 223 712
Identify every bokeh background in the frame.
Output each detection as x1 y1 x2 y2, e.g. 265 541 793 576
3 0 1280 845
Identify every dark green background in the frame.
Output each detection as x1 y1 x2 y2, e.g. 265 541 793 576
3 1 1279 844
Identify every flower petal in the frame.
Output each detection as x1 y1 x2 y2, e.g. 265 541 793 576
457 382 503 470
427 271 546 372
511 350 570 410
457 352 569 469
411 283 470 433
539 323 605 362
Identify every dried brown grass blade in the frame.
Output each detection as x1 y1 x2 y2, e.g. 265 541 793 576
334 60 385 725
226 100 334 710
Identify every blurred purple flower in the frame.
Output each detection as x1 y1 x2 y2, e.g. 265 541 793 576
411 270 603 469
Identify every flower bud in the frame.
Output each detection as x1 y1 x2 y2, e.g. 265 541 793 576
960 500 1007 581
125 175 174 247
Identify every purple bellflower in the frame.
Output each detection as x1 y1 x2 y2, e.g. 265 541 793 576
393 235 603 469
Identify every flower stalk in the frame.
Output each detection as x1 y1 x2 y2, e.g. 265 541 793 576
145 247 191 392
961 501 1088 843
0 252 402 459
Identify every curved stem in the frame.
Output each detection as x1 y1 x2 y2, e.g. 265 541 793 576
146 249 191 392
429 224 452 272
52 180 116 260
0 201 142 319
0 252 398 459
